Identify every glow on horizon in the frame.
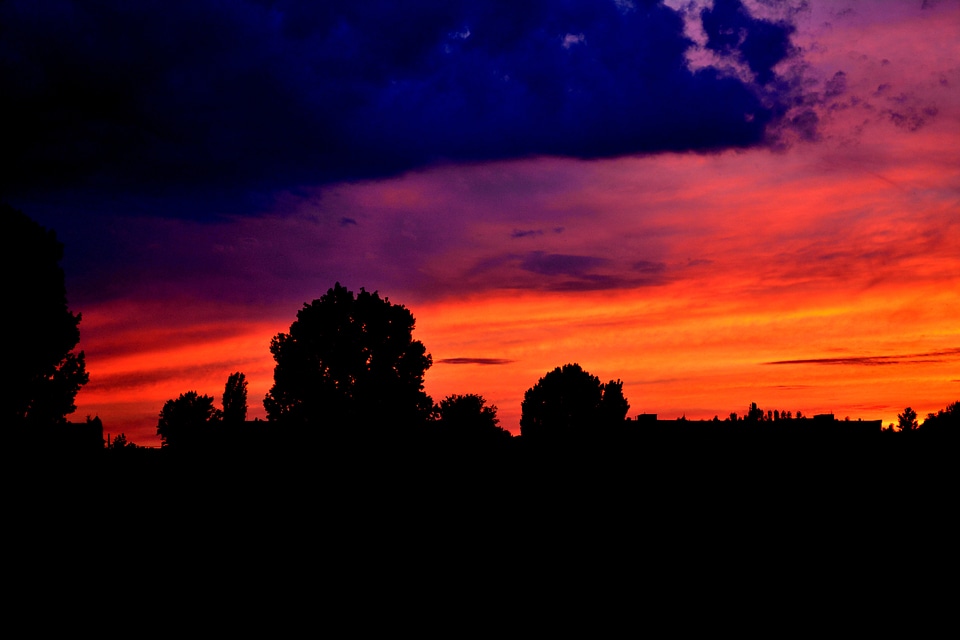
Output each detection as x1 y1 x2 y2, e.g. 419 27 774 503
74 133 960 446
65 1 959 447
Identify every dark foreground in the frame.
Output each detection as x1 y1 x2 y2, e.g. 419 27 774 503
8 432 954 633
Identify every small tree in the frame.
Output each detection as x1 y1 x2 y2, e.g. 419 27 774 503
157 391 222 449
897 407 918 433
222 372 248 424
436 394 509 442
108 433 137 450
599 379 630 427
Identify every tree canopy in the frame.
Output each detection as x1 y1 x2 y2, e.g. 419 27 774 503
436 394 510 443
3 204 88 428
921 401 959 435
222 372 248 424
520 363 629 440
898 407 918 433
599 379 630 426
263 283 433 432
157 391 221 449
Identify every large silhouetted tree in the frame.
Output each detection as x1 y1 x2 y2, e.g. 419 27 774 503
521 363 629 441
157 391 222 449
263 283 433 432
222 372 248 424
4 204 89 429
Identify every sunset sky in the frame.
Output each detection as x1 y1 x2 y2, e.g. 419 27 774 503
4 0 958 446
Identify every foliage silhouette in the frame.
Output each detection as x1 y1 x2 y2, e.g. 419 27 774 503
157 391 222 449
263 283 433 433
222 372 248 424
897 407 918 433
599 379 630 426
107 432 138 450
436 394 510 443
746 402 765 422
4 204 88 429
520 363 628 440
921 401 959 435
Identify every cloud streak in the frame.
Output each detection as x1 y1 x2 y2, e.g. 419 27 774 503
437 358 515 366
765 349 960 367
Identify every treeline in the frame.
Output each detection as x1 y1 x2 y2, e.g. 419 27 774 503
120 283 957 456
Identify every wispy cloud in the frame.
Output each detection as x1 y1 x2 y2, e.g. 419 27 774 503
765 349 960 366
85 362 252 393
520 252 608 277
511 229 544 239
437 358 515 365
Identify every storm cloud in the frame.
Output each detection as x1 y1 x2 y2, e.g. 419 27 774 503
2 0 802 216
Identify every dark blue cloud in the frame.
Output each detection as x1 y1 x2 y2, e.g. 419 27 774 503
1 0 803 216
701 0 796 86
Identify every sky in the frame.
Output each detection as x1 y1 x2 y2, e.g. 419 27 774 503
4 0 958 446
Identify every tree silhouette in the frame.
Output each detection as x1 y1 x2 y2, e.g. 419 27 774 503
108 432 137 450
157 391 222 449
599 379 630 427
521 363 627 440
222 372 248 424
745 402 765 422
263 283 433 432
4 204 88 429
921 401 958 435
897 407 918 433
436 394 509 443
